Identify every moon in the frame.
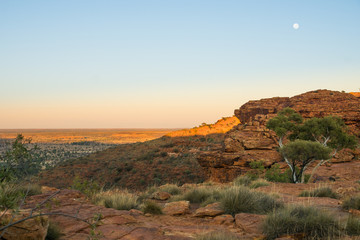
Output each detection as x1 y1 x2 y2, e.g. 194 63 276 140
293 23 300 30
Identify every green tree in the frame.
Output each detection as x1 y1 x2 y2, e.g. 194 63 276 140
267 108 357 183
0 134 43 181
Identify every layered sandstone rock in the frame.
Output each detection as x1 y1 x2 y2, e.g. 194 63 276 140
198 90 360 182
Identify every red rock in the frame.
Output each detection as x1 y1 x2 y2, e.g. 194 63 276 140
153 191 172 200
194 202 224 217
0 210 49 240
213 214 234 225
198 90 360 182
235 213 266 234
163 201 190 216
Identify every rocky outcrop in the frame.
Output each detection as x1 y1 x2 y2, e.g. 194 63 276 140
198 90 360 182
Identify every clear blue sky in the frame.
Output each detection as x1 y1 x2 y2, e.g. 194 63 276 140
1 0 359 128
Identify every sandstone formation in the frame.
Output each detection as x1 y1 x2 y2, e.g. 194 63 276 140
194 202 224 217
166 116 240 137
0 210 49 240
163 201 190 216
198 90 360 182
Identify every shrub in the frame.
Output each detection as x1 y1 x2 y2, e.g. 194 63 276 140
71 176 100 198
159 184 182 195
142 201 162 215
299 186 338 199
233 175 253 187
93 189 138 210
342 195 360 210
265 164 291 183
262 205 343 240
181 187 215 204
0 182 24 210
345 217 360 236
18 183 42 196
196 230 240 240
220 186 283 216
249 179 270 189
45 221 63 240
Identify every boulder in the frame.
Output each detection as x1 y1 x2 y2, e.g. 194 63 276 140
194 202 224 217
235 213 266 234
153 191 171 201
0 210 49 240
213 214 234 225
163 201 190 216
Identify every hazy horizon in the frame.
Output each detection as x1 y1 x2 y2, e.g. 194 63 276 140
1 1 359 128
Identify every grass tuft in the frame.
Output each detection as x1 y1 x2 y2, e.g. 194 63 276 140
345 216 360 236
342 195 360 210
159 184 182 195
142 200 163 215
299 186 338 199
93 189 138 210
220 186 282 216
233 175 253 187
45 221 63 240
249 179 270 189
262 205 343 240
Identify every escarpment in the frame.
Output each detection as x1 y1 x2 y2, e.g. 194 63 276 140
198 90 360 182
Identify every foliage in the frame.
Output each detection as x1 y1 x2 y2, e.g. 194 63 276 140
195 230 240 240
159 184 182 195
249 179 270 189
93 189 138 210
220 186 283 216
299 186 338 199
71 176 101 198
46 221 63 240
18 183 42 196
266 109 357 183
345 217 360 236
142 200 163 215
280 140 332 183
0 134 44 180
264 164 291 183
233 175 253 187
342 195 360 210
180 187 218 204
262 205 343 240
0 182 23 210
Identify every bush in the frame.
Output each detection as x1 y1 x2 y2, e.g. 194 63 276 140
233 175 253 186
299 186 338 199
93 189 138 210
181 187 216 204
196 230 240 240
18 183 42 196
0 182 23 210
71 176 101 198
345 217 360 236
262 205 343 240
45 221 63 240
142 200 162 215
159 184 182 195
342 195 360 210
265 164 291 183
249 179 270 189
220 186 283 216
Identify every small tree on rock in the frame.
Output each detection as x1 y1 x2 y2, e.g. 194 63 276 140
267 108 357 183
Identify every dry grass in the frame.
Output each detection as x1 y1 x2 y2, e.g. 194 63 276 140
93 189 138 210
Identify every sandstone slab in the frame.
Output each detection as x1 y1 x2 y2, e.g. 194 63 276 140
163 201 190 216
194 202 224 217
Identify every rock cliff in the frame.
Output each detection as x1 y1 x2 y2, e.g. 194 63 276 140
198 90 360 182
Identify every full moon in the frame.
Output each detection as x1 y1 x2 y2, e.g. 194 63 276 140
293 23 300 30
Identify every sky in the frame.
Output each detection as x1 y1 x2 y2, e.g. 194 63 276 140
1 0 359 128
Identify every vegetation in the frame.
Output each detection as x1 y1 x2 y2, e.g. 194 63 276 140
220 186 283 216
249 179 270 189
345 217 360 236
233 175 253 187
262 205 343 240
46 221 63 240
196 231 240 240
71 176 101 198
299 186 338 199
266 108 357 183
142 201 163 215
159 184 182 195
178 187 220 204
342 195 360 210
93 189 138 210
